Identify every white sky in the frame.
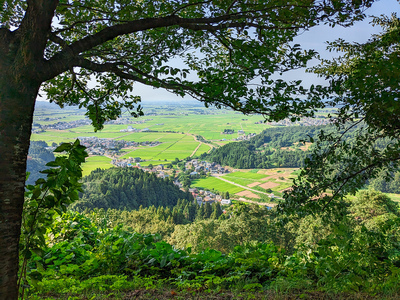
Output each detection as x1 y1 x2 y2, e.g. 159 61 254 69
135 0 400 103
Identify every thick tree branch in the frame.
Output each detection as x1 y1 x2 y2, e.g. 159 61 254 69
53 18 129 34
0 28 15 58
17 0 59 64
42 11 302 81
41 0 341 82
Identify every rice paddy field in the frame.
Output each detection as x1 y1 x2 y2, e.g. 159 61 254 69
121 134 198 161
191 168 298 199
32 101 269 144
191 177 245 194
82 156 113 176
31 101 270 175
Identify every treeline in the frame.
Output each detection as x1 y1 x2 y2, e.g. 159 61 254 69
26 140 55 185
202 125 327 168
87 198 224 239
84 190 400 255
72 167 193 211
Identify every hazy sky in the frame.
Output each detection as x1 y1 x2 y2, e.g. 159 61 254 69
134 0 399 103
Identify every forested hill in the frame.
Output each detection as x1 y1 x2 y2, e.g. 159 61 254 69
26 141 55 186
202 125 328 169
71 168 193 211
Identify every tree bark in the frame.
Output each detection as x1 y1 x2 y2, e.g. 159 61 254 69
0 70 39 299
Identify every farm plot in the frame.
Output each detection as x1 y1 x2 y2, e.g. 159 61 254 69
121 143 171 160
149 113 268 141
193 143 212 156
259 182 280 189
82 156 112 176
116 132 167 142
120 133 200 161
191 177 244 194
236 190 261 199
225 172 268 180
220 169 297 197
31 132 75 144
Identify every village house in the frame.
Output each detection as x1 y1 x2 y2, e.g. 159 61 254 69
221 199 231 205
196 197 203 206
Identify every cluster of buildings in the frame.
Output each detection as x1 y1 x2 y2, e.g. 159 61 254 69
264 116 331 127
106 117 152 125
185 159 230 175
32 116 153 133
112 157 142 167
234 132 257 141
111 159 168 175
119 126 150 132
79 137 135 156
218 129 257 142
79 137 160 156
187 187 231 206
109 157 233 206
40 119 91 130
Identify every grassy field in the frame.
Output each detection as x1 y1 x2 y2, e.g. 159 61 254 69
120 134 198 161
224 172 268 180
346 190 400 203
191 177 245 194
32 102 295 195
193 143 212 156
82 156 113 176
33 103 270 141
385 193 400 202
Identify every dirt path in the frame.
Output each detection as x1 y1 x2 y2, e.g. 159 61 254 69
190 142 202 157
187 132 216 154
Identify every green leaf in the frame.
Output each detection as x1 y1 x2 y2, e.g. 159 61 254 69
54 143 72 152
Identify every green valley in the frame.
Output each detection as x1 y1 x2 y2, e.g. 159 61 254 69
31 101 269 176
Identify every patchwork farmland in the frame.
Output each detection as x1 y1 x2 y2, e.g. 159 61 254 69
31 101 271 175
191 168 298 200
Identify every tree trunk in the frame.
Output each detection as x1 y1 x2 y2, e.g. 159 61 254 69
0 72 39 299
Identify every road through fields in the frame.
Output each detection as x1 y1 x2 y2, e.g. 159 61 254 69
212 174 282 201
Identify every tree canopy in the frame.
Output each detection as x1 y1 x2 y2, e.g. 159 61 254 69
1 0 371 128
279 13 400 215
0 0 381 298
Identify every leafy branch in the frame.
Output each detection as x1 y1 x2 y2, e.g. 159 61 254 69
18 140 87 299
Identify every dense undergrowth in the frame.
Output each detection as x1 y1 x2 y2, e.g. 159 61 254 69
23 199 400 299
